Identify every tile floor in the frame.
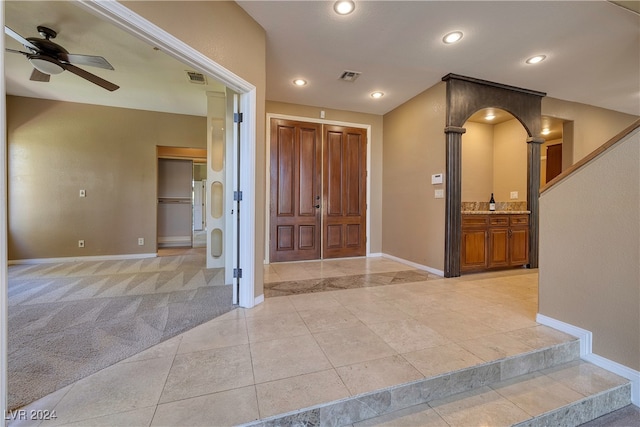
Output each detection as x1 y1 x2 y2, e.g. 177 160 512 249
11 257 582 427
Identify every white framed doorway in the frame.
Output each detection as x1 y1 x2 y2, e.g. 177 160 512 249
72 0 257 309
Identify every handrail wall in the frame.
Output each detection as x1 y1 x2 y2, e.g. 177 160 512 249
540 118 640 194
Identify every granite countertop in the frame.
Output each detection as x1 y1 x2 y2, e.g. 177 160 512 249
462 210 531 215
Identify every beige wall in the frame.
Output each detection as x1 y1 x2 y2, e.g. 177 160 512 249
7 96 205 260
493 119 528 202
539 129 639 370
125 0 267 298
462 119 528 203
265 101 383 254
462 122 494 202
382 82 446 270
542 97 638 162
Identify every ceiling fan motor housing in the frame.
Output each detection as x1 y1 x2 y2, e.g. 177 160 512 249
37 25 57 40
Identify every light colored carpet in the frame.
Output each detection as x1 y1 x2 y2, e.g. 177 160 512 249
8 249 234 410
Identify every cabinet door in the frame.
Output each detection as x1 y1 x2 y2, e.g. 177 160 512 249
461 229 487 270
489 228 509 268
509 227 529 266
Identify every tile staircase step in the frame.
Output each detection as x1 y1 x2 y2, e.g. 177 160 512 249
244 339 632 427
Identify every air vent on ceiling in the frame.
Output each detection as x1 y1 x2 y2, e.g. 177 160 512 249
186 71 207 85
339 70 362 82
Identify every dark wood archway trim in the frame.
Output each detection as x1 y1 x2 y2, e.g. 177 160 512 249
442 74 546 277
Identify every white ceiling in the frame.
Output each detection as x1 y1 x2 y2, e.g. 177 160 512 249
4 1 226 117
4 1 640 122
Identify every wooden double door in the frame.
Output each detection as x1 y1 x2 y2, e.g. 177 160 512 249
270 118 367 262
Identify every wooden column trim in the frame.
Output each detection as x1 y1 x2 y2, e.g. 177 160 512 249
444 126 466 278
526 138 543 268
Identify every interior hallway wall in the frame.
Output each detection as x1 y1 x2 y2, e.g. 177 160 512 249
542 97 638 162
265 101 383 255
6 96 205 260
382 82 446 271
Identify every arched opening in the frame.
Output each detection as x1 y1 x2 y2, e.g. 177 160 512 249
462 108 528 208
442 74 546 277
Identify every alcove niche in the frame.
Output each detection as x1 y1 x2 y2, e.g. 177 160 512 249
442 74 546 277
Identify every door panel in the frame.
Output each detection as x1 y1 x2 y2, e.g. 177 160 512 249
270 119 322 261
510 228 529 265
546 143 563 183
488 228 509 268
323 126 367 258
461 229 487 270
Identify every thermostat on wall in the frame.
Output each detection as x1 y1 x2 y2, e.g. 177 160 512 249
431 173 443 185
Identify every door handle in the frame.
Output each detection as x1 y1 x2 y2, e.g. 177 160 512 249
314 205 320 209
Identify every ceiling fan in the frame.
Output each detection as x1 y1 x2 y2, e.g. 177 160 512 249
4 25 119 91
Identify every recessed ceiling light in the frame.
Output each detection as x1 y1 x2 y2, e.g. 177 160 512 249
541 128 551 135
526 55 547 65
334 1 355 15
371 91 384 99
293 79 307 86
485 113 496 121
442 31 463 44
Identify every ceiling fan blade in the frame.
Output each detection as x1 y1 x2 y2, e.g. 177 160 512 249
5 48 30 56
63 54 114 70
30 68 50 82
4 26 39 52
62 63 119 92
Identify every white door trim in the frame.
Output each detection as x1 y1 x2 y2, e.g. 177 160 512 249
1 1 9 416
265 113 372 264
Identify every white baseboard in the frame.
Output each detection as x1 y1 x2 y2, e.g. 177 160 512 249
536 314 592 357
254 294 264 306
367 252 383 258
380 253 444 277
8 253 158 265
536 313 639 406
158 236 191 248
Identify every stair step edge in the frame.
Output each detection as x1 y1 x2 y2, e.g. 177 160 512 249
513 382 632 427
245 340 582 427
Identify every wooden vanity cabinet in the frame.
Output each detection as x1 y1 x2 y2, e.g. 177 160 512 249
462 214 529 272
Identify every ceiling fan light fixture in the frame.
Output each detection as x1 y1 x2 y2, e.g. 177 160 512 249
334 1 355 15
29 55 64 75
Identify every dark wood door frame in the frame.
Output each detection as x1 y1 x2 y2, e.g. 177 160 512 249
442 74 546 277
267 116 370 263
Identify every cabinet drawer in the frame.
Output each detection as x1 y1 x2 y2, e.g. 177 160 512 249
510 215 530 226
489 216 509 226
462 215 488 228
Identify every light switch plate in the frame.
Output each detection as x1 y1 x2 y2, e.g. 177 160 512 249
510 191 518 199
435 189 444 199
79 189 86 198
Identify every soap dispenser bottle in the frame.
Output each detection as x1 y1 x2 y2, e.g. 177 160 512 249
489 193 496 211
